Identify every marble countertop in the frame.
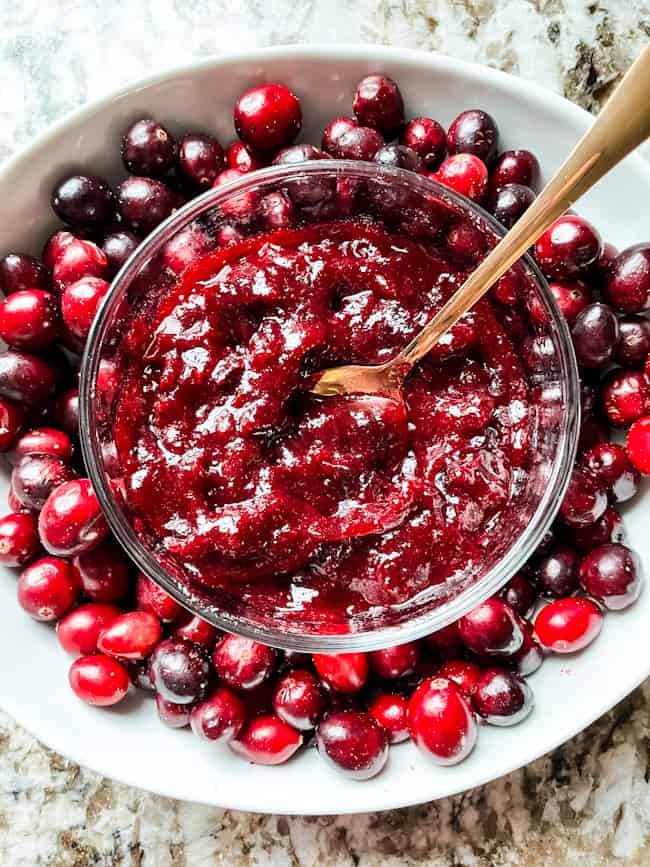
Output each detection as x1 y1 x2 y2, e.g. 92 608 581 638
1 1 650 864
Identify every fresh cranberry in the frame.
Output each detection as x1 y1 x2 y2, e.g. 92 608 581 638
212 634 277 691
54 389 79 437
330 126 384 161
101 230 140 276
447 109 498 163
230 714 302 765
568 505 624 550
407 677 477 765
534 597 603 652
226 141 265 173
368 692 409 743
0 253 46 295
149 637 211 704
121 118 177 177
472 668 533 725
592 241 619 285
10 427 73 465
173 613 219 649
259 191 294 229
0 290 59 351
321 117 360 155
601 369 650 427
423 622 463 658
51 174 115 228
0 350 57 406
559 466 607 528
627 415 650 473
160 224 213 275
17 556 78 621
368 642 419 680
584 442 641 503
71 540 129 602
69 654 130 706
176 132 225 188
0 511 40 566
271 143 326 166
39 479 109 557
578 543 641 610
234 83 301 152
436 659 482 697
604 243 650 312
615 315 650 367
42 231 76 274
312 652 368 693
212 169 259 222
401 117 446 170
490 149 540 191
0 398 24 452
60 277 109 343
432 153 488 201
52 238 108 292
316 710 387 778
500 573 537 616
353 74 404 133
12 455 77 511
508 625 544 677
135 572 184 622
489 183 534 228
571 303 619 368
548 280 593 324
116 177 177 235
57 602 122 655
458 597 523 656
272 669 324 730
191 685 246 741
534 544 579 598
97 610 162 661
534 215 602 278
156 695 192 728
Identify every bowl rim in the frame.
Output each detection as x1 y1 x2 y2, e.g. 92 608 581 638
79 158 580 652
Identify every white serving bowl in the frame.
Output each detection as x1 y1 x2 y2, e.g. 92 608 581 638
0 44 649 815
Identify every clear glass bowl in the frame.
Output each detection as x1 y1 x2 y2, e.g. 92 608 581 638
79 161 580 652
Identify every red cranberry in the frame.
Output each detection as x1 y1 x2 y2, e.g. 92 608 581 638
534 544 579 598
178 133 225 188
0 350 57 406
121 118 177 177
615 315 650 368
458 597 523 656
568 505 624 550
161 224 213 275
17 556 78 621
71 540 129 602
368 692 409 743
156 695 192 728
534 597 603 652
331 126 384 161
42 231 76 274
368 642 419 680
97 610 162 661
259 191 294 229
604 243 650 312
447 109 498 163
11 427 73 464
230 714 302 765
445 220 487 264
0 398 24 452
353 74 404 134
234 83 301 152
627 415 650 473
135 572 184 622
507 625 544 677
57 602 122 655
373 143 423 173
571 303 619 368
116 177 177 235
212 169 259 222
272 669 324 730
213 634 277 691
101 230 140 276
489 183 534 228
12 455 77 511
312 652 368 694
432 154 488 201
407 677 477 765
548 280 593 324
578 543 641 610
173 613 219 649
0 511 40 566
534 215 602 278
423 622 463 658
54 389 79 437
601 368 650 427
51 174 115 228
436 659 482 697
39 479 109 557
226 141 265 173
559 466 607 528
401 117 446 170
472 668 533 726
490 149 540 191
584 442 641 503
316 710 387 778
69 654 129 706
0 290 59 351
592 241 619 285
191 685 246 742
321 117 359 155
500 573 537 616
150 637 211 704
52 239 108 292
0 253 45 295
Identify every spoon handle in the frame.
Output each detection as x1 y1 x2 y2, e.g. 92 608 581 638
398 42 650 369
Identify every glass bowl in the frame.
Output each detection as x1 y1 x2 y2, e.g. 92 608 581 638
79 161 580 652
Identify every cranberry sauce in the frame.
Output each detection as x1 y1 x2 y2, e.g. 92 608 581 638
113 218 534 628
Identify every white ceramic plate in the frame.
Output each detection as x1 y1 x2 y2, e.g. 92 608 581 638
0 45 649 815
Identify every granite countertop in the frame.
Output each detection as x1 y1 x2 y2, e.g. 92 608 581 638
1 1 650 865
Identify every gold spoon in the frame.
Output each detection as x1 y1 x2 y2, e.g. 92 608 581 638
311 44 650 400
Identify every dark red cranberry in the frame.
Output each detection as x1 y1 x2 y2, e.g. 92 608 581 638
423 622 463 658
54 389 79 437
627 415 650 473
489 183 534 228
571 303 619 368
0 398 24 452
535 215 602 278
368 642 419 680
548 280 593 324
432 154 488 201
69 654 129 706
578 543 641 610
534 544 579 597
173 613 219 649
373 144 423 173
39 479 109 557
234 83 302 152
97 610 162 661
12 455 77 511
500 573 537 616
230 714 302 765
436 659 482 697
472 668 533 725
17 556 78 621
401 117 446 170
116 177 177 235
0 290 59 350
444 220 487 264
490 149 540 191
271 144 334 206
121 118 177 177
458 597 523 656
52 238 109 292
312 652 368 693
213 634 277 691
584 442 641 503
507 625 544 677
178 133 225 188
316 710 388 778
535 597 604 653
615 315 650 368
191 685 246 741
0 350 56 406
156 695 192 728
353 74 404 133
368 692 409 743
60 277 109 342
568 505 624 550
101 230 140 276
57 602 122 655
149 637 211 704
272 669 324 730
129 659 155 692
591 241 619 286
331 126 384 161
161 224 212 275
0 511 40 566
560 466 607 528
447 109 498 163
321 117 359 155
71 540 129 603
0 253 45 295
578 414 610 454
51 174 115 228
226 141 265 173
279 650 313 672
271 143 327 166
7 488 26 513
601 368 650 427
259 191 294 229
604 243 650 312
407 677 477 765
135 572 184 622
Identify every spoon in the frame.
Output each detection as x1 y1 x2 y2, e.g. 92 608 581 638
311 43 650 400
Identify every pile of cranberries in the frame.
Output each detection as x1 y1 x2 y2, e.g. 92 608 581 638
0 73 647 779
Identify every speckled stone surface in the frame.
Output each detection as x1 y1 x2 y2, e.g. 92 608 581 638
1 2 650 865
